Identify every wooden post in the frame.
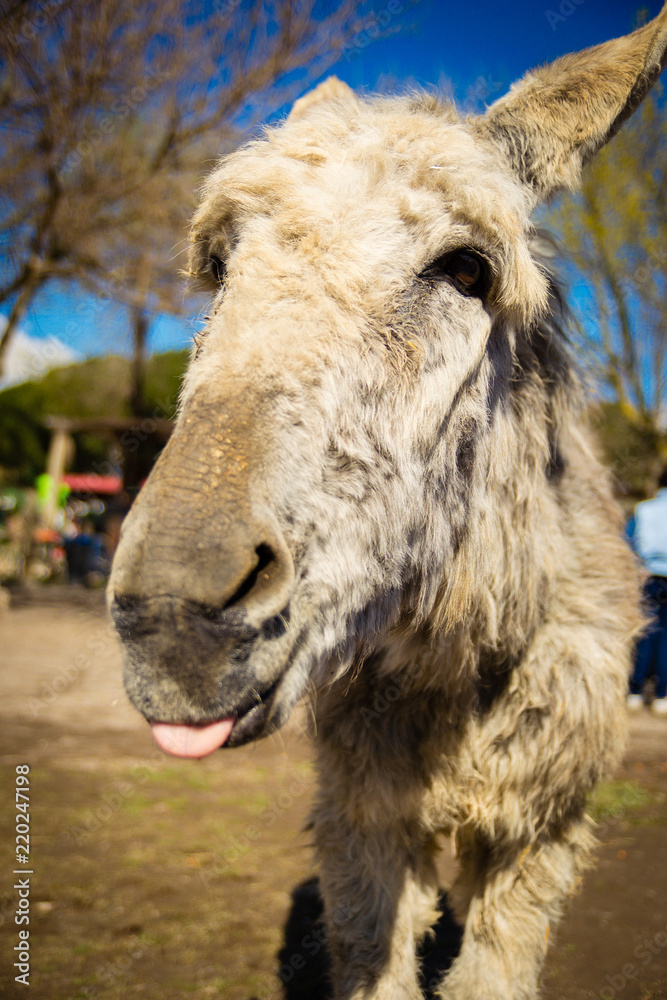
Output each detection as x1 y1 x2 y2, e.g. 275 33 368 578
42 426 71 529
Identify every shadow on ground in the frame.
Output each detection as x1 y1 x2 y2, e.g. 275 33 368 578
255 878 463 1000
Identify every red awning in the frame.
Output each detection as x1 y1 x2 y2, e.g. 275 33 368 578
62 474 122 494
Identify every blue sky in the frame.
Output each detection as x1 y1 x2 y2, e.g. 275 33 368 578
331 0 662 98
4 0 663 362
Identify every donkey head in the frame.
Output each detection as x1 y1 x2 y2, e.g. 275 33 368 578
110 9 667 757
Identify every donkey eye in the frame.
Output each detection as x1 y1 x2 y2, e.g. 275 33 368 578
447 252 483 288
422 250 489 298
208 254 226 285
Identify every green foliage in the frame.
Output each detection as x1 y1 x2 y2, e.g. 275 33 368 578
141 350 189 416
591 401 662 502
587 780 651 822
2 357 132 421
0 401 49 483
0 350 188 483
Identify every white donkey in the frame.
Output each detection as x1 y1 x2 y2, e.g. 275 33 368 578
109 10 667 999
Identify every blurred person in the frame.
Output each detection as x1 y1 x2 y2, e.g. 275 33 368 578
627 468 667 714
64 518 108 585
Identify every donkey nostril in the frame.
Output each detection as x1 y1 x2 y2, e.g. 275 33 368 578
111 517 294 631
222 543 276 610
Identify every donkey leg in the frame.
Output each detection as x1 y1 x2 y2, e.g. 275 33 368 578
438 819 593 1000
315 818 440 1000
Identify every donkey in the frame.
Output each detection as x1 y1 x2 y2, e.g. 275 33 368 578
109 9 667 999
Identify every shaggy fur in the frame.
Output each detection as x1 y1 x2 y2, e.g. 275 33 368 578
109 9 667 999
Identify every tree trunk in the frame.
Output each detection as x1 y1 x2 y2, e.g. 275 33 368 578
130 306 149 418
0 275 42 378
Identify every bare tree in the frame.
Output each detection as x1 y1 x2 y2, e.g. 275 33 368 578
545 89 667 469
0 0 373 403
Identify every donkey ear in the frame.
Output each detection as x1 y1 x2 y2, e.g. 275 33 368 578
479 5 667 201
288 76 357 121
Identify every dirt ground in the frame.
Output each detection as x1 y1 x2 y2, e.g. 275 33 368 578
1 589 667 1000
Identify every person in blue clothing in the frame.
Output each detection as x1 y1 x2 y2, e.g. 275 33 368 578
64 517 108 585
627 468 667 714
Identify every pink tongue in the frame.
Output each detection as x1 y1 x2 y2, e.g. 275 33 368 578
151 718 235 758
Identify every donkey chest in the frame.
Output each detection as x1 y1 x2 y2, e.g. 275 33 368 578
315 686 474 832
